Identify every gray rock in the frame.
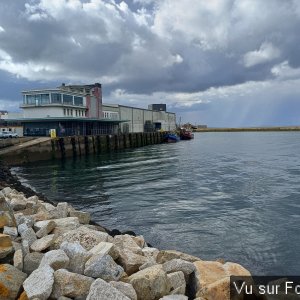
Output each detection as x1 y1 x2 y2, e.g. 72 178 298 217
69 210 91 224
34 217 80 232
13 248 24 270
129 265 170 300
84 254 124 281
51 269 94 299
87 278 131 300
142 247 159 260
60 241 91 274
113 234 142 255
30 234 55 252
16 215 34 228
36 220 56 238
110 281 137 300
88 242 119 260
156 250 200 264
56 202 68 218
117 248 148 275
20 227 37 247
167 271 186 295
10 195 27 211
18 223 29 235
12 241 22 251
162 259 196 281
39 249 69 270
24 252 44 274
139 258 157 270
159 296 188 300
3 226 18 237
0 264 27 300
21 240 30 256
23 265 54 300
56 227 108 250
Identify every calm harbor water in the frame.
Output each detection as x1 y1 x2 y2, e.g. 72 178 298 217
12 132 300 275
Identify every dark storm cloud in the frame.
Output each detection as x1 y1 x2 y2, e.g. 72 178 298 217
1 0 300 125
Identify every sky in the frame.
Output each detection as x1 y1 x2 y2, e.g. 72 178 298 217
0 0 300 127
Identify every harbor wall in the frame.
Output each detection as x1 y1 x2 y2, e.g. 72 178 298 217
0 132 165 165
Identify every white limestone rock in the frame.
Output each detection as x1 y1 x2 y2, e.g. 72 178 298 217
110 281 137 300
39 249 69 270
23 265 54 300
84 254 124 281
87 278 131 300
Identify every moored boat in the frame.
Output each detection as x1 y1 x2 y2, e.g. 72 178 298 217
163 133 180 143
180 128 194 140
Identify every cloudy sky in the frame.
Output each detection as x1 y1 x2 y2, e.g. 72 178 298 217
0 0 300 127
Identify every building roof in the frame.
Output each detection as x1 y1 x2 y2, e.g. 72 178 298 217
4 117 128 123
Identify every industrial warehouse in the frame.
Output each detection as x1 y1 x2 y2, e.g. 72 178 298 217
2 83 176 136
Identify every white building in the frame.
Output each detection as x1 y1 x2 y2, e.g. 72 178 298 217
6 83 176 136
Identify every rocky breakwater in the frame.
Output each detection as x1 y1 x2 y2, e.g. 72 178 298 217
1 186 252 300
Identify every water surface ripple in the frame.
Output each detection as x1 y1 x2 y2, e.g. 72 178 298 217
13 132 300 275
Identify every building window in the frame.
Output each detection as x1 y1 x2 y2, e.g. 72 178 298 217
26 95 39 105
40 94 50 104
64 109 66 116
63 94 73 105
51 93 62 103
71 109 73 116
74 96 83 106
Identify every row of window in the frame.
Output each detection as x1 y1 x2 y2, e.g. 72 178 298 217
63 109 86 117
103 111 119 120
24 93 84 106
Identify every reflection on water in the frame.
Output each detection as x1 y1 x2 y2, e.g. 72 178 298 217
12 132 300 275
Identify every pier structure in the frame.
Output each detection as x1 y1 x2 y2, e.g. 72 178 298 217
0 132 165 165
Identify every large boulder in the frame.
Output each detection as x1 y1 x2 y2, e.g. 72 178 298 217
142 247 159 260
0 194 16 228
23 265 54 300
9 195 27 211
34 217 80 232
87 278 131 300
30 234 55 252
114 234 142 255
20 228 37 247
3 226 18 237
60 241 91 274
162 259 196 281
84 254 124 281
0 264 27 300
35 220 55 238
156 250 201 264
51 269 94 299
69 210 91 224
193 260 251 300
13 249 23 271
117 248 148 275
167 271 186 295
54 227 108 250
39 249 69 270
88 242 119 260
23 252 44 275
129 265 170 300
110 281 138 300
0 233 13 259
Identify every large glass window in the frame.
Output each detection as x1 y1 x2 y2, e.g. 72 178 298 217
26 95 39 105
74 96 83 106
40 94 50 104
51 93 62 104
63 94 73 105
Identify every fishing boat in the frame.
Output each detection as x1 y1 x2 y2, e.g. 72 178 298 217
179 128 194 140
163 133 180 143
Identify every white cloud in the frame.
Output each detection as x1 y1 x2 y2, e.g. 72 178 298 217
271 61 300 80
243 42 280 67
0 26 4 33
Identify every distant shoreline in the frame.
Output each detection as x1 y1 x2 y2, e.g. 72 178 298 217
194 126 300 132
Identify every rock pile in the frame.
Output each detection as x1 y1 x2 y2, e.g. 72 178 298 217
0 187 251 300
